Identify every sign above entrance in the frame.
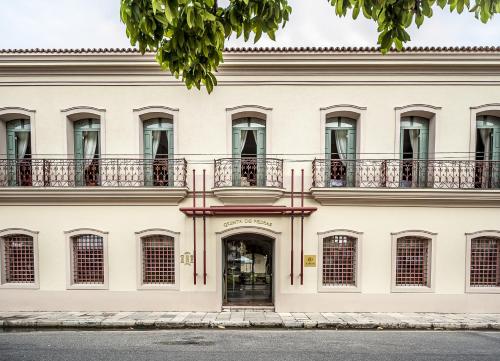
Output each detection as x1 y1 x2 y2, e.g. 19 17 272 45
223 218 273 228
304 255 317 267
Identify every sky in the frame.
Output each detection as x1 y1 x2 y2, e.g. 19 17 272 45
1 0 500 49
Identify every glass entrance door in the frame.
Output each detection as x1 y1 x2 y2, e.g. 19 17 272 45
223 236 273 306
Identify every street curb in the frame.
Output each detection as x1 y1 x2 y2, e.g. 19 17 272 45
2 319 500 330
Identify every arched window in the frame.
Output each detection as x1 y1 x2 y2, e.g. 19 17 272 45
66 230 108 289
475 115 500 188
74 119 101 186
6 119 32 186
232 117 266 186
143 118 174 186
391 231 435 292
136 229 179 289
0 229 39 288
400 116 430 188
140 235 175 285
468 236 500 289
325 117 357 187
318 230 362 292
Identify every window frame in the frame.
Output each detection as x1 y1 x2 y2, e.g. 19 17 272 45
0 228 39 289
317 229 362 293
391 230 436 293
465 230 500 294
65 228 109 290
135 228 180 290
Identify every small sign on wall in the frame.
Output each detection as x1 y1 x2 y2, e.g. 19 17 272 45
304 255 316 267
180 252 194 265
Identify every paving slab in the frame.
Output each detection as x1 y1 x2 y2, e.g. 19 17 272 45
1 311 499 330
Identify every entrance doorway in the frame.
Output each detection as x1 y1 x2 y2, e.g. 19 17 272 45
223 233 273 306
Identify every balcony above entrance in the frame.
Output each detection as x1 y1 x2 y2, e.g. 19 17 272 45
213 157 284 204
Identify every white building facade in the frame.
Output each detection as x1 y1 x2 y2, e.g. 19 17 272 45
0 47 499 312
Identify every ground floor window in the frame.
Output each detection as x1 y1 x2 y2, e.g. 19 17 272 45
395 236 431 287
141 235 175 285
1 234 35 284
71 234 104 285
470 237 500 288
322 235 357 287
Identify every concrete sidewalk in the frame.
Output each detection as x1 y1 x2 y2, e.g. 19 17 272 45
1 311 500 330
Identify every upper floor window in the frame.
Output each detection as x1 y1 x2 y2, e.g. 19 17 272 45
143 118 174 186
232 118 266 186
475 115 500 188
74 119 100 186
400 116 429 188
6 119 32 186
469 236 499 289
0 232 38 288
325 117 357 187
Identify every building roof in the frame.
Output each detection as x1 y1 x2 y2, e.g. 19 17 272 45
1 46 500 54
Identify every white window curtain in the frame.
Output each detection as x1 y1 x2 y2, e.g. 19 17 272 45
152 130 161 159
16 132 29 160
334 130 348 163
479 128 492 161
479 128 492 187
83 131 98 167
240 130 248 155
409 129 420 159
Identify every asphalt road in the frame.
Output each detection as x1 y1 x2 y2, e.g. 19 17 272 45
1 329 499 361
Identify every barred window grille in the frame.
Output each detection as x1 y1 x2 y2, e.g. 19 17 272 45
142 235 175 285
322 235 357 287
72 234 104 284
395 237 430 287
470 237 500 287
2 235 35 283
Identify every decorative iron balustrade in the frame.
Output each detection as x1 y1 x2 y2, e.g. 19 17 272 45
214 157 283 188
0 158 188 187
312 159 500 189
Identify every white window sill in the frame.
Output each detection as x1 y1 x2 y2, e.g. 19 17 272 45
465 286 500 294
137 284 179 291
0 282 39 289
391 285 434 293
67 283 108 290
318 285 360 293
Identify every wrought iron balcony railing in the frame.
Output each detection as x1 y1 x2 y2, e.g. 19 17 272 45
0 158 188 187
312 159 500 189
214 157 283 188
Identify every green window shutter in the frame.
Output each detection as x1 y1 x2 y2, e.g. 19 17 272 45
324 129 331 185
346 128 357 186
143 129 153 186
256 128 266 187
167 129 175 186
6 125 16 186
417 128 429 187
74 124 85 186
492 127 500 187
232 127 241 186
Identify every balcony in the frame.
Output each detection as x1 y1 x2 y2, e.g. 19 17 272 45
213 157 284 204
0 158 188 187
312 159 500 189
311 158 500 206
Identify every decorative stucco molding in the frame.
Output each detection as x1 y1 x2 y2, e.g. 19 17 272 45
0 188 189 205
212 187 284 205
60 106 106 114
310 188 500 207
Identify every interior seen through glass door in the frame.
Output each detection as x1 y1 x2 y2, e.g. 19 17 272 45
224 237 272 306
